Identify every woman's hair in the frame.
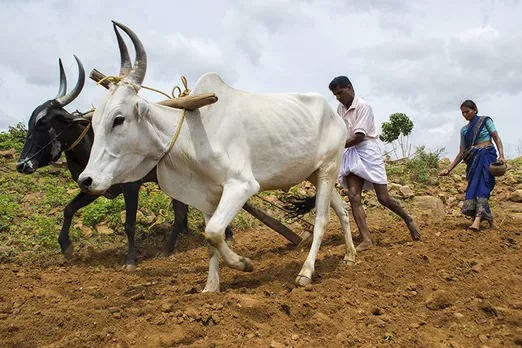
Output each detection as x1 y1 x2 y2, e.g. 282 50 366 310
460 99 478 114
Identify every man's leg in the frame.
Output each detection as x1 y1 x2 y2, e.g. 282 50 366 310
373 183 421 240
345 174 373 251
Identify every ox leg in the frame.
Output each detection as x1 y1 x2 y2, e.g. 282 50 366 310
203 213 221 292
296 170 336 286
121 182 141 271
59 192 99 259
161 199 189 256
224 226 235 246
203 181 259 280
330 189 356 264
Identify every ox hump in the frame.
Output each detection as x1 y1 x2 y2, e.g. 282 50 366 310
193 73 229 94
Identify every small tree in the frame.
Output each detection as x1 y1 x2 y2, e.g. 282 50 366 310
380 113 414 159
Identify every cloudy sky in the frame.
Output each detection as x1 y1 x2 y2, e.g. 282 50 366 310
1 0 521 158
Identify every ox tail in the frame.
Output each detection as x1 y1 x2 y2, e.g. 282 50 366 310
280 194 316 219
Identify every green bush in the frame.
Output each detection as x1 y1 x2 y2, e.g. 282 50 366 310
0 122 27 152
405 146 445 184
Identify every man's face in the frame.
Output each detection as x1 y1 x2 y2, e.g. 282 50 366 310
331 85 355 107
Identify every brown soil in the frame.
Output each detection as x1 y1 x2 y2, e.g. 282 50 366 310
1 204 521 348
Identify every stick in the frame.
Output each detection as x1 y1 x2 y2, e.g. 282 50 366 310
243 202 302 245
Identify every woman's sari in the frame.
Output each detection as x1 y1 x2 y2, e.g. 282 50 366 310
461 116 497 220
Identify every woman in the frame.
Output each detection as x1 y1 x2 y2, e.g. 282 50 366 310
440 100 505 230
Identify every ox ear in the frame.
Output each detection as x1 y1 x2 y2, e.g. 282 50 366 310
135 99 149 121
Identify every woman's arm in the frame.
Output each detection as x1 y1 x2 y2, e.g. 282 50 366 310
491 130 505 163
439 146 465 176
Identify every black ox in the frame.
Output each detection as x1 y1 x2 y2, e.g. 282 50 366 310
16 56 233 270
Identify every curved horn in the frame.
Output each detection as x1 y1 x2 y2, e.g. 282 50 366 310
113 23 132 78
56 55 85 106
55 58 67 99
112 21 147 88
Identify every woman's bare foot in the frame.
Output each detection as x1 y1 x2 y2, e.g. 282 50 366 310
356 240 374 252
406 220 421 240
469 216 481 231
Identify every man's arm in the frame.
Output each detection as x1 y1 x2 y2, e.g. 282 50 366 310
345 132 365 148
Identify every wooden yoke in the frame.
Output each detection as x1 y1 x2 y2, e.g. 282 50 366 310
89 69 218 110
86 69 303 246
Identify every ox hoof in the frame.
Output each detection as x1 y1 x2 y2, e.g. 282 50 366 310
240 257 254 272
343 258 356 266
295 274 312 286
63 244 74 260
122 264 137 272
202 286 220 293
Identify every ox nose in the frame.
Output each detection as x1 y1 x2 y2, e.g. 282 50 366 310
16 161 34 174
78 176 93 193
16 161 25 173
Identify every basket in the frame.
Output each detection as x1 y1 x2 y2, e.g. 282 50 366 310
489 162 507 177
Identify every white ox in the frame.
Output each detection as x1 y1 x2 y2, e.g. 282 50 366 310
79 22 356 292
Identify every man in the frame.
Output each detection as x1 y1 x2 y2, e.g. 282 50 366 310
329 76 420 251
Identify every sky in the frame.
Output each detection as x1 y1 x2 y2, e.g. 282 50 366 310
1 0 521 158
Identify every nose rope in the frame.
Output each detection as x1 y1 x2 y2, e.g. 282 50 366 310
19 124 73 163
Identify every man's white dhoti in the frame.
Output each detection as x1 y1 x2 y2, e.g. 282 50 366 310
338 139 388 191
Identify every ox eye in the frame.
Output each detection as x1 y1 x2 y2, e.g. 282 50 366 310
112 116 125 128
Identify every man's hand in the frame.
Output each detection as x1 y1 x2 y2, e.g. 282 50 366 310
345 133 365 148
439 169 450 176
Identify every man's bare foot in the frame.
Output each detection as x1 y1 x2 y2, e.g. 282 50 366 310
406 220 421 240
488 220 496 229
356 241 374 252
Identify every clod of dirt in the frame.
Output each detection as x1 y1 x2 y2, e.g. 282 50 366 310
270 340 284 348
161 302 174 313
510 190 522 202
509 302 522 310
425 290 454 310
453 312 464 319
479 334 489 343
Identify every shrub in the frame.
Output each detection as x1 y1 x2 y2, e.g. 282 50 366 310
405 146 445 184
0 122 27 152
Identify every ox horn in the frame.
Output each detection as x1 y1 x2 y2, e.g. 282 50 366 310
112 21 147 89
113 23 132 78
55 55 85 106
55 58 67 99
